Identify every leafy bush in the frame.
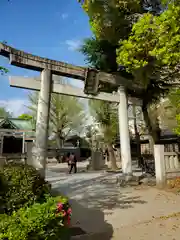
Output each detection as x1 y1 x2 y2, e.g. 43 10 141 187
167 177 180 189
0 163 51 214
0 196 72 240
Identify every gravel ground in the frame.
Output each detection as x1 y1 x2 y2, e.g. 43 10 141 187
46 162 180 240
108 187 180 240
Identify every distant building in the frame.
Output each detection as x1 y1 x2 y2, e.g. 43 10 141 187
0 117 35 155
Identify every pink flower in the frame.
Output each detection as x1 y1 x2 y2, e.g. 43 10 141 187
67 208 72 215
62 210 66 217
66 215 71 226
57 203 63 211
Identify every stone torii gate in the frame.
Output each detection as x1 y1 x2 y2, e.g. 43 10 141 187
0 43 142 177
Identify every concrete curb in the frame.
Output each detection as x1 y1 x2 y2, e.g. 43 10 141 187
71 231 112 240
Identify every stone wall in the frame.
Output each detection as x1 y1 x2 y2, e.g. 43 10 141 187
164 152 180 178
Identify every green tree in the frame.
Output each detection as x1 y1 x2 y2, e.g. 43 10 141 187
78 1 171 146
116 2 180 146
85 124 99 149
175 115 180 135
78 0 165 43
27 85 85 148
0 107 12 118
18 113 36 130
168 89 180 135
79 2 157 164
80 37 122 94
79 1 180 154
80 37 120 169
117 3 180 71
168 89 180 114
49 93 85 148
81 37 117 72
18 113 33 120
89 100 119 170
78 0 144 43
0 66 8 75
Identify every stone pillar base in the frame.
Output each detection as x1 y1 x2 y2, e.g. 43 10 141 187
87 163 108 171
117 173 144 186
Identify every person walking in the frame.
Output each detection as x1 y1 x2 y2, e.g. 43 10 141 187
68 152 77 174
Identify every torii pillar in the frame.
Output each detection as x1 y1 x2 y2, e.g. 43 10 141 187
118 85 132 176
31 69 52 177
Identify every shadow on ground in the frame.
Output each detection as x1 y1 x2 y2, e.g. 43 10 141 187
52 173 147 212
52 188 113 239
49 165 147 238
70 199 113 239
48 165 87 174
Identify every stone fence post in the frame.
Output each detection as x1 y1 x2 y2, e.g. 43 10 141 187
154 144 166 188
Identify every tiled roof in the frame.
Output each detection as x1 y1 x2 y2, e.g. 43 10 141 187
0 117 35 139
0 117 33 130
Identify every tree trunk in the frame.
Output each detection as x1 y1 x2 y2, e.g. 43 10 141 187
56 136 63 149
132 105 142 166
148 136 155 155
107 143 118 170
55 133 64 163
56 129 64 149
142 102 160 155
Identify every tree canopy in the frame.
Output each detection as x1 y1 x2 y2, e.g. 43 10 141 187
176 114 180 135
0 66 8 75
79 22 120 169
80 37 117 72
79 0 143 43
168 89 180 135
117 3 180 71
116 2 180 142
18 113 33 120
89 99 118 145
78 0 166 43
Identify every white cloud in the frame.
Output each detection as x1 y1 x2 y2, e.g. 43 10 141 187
65 39 82 51
70 79 84 89
61 13 68 20
0 99 29 117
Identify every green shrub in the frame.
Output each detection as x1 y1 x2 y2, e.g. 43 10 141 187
0 172 7 213
0 196 72 240
0 163 51 214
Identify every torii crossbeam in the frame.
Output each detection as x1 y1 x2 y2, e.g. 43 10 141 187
9 76 142 105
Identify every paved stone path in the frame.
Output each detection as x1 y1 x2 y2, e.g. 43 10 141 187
46 162 180 239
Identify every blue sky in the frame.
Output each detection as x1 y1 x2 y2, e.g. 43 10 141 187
0 0 92 116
